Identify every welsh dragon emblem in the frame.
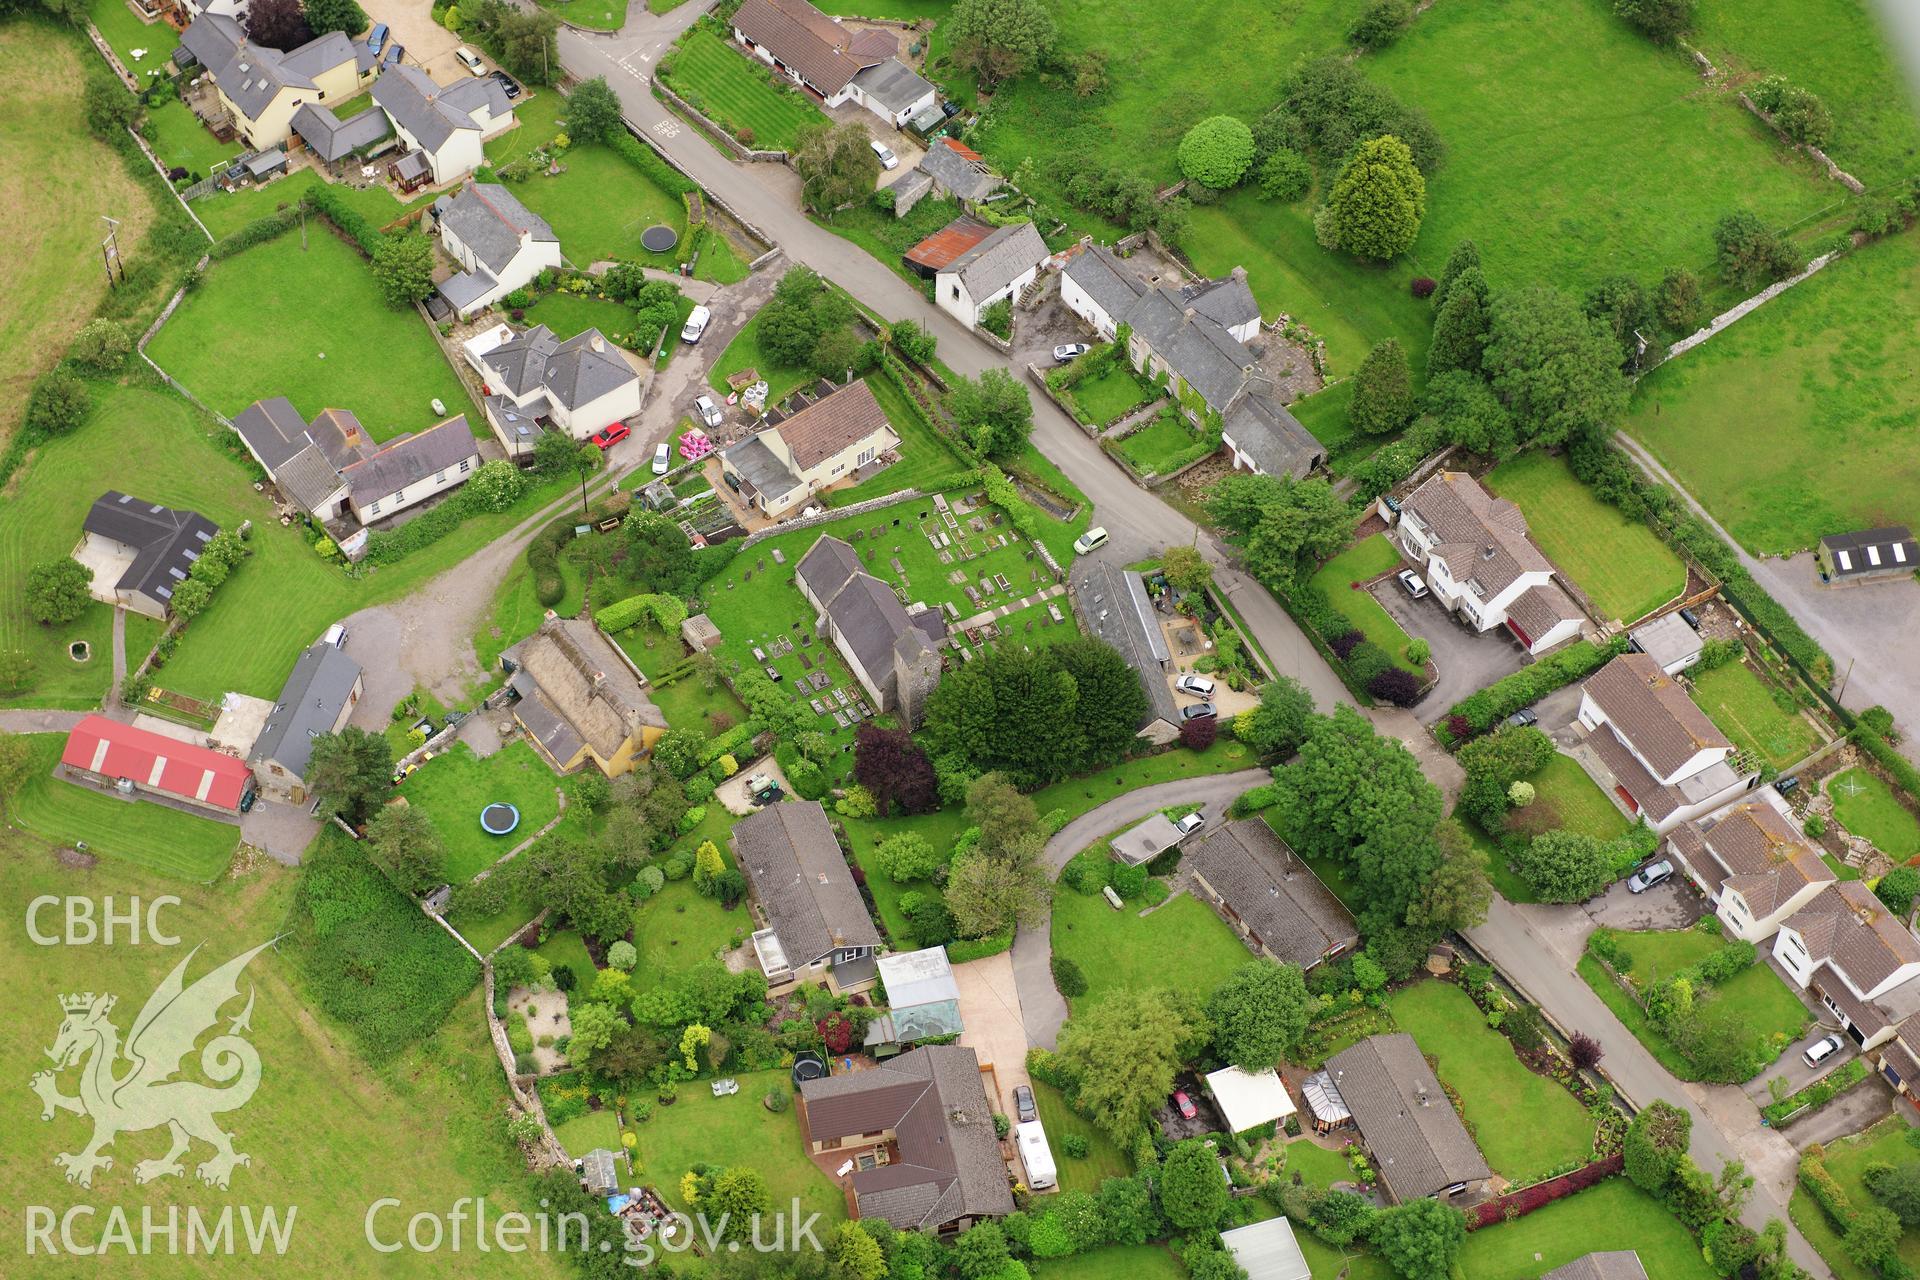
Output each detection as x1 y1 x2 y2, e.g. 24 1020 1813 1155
30 940 273 1190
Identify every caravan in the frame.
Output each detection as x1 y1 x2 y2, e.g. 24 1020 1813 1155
1015 1120 1057 1191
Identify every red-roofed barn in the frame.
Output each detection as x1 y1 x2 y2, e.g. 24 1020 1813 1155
60 715 254 815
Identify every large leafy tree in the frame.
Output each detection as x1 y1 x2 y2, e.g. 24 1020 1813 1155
1207 475 1350 594
1424 370 1517 459
1483 285 1630 446
511 836 630 943
565 76 622 144
1206 961 1310 1069
1432 239 1481 307
1426 266 1492 378
1178 116 1256 189
1623 1099 1691 1194
24 559 92 625
246 0 312 50
1271 706 1443 925
1233 676 1315 759
925 646 1083 785
873 833 944 882
306 726 393 827
1057 990 1198 1144
496 8 560 85
1584 273 1654 367
365 803 446 893
1407 819 1492 932
1456 724 1557 831
793 122 882 216
1161 1138 1230 1230
303 0 366 36
852 725 937 815
25 369 91 438
942 847 1048 938
621 512 695 593
1713 210 1798 289
0 733 36 812
949 0 1056 87
1512 829 1614 903
1054 638 1147 768
372 231 435 308
1370 1198 1466 1280
1317 134 1426 261
948 368 1034 459
964 772 1039 854
1349 337 1414 436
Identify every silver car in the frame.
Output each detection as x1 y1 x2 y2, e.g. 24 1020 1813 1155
694 394 723 429
1175 673 1215 697
1053 343 1091 363
1626 859 1673 894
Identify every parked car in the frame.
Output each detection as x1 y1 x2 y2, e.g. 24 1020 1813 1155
680 305 712 344
383 42 404 68
1503 707 1538 729
693 394 723 428
1013 1085 1037 1124
1803 1033 1845 1069
1176 811 1206 837
591 423 630 450
366 23 389 53
1053 342 1091 363
1173 1091 1197 1121
1396 568 1429 599
1176 673 1216 697
491 70 523 99
1180 702 1217 722
455 46 486 76
1679 606 1702 630
1072 527 1108 555
651 441 671 474
1627 859 1674 894
869 139 898 170
321 622 348 648
1775 775 1801 796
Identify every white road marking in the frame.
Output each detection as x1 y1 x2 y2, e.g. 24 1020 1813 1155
653 119 680 138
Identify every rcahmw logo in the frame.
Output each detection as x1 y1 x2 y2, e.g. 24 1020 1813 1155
24 940 299 1257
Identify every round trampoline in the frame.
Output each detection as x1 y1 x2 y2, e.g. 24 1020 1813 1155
640 224 679 253
480 803 521 836
791 1055 826 1088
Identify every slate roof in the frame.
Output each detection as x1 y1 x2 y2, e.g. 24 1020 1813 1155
291 102 393 162
62 714 252 811
916 137 999 202
1068 558 1178 730
1582 652 1731 779
179 16 363 122
1325 1033 1491 1203
798 1044 1013 1230
1133 286 1256 410
1111 813 1185 866
731 0 864 94
1402 470 1551 602
435 182 557 275
1684 802 1833 918
1821 526 1918 579
1542 1253 1650 1280
510 616 667 762
1181 270 1261 333
904 216 995 273
340 417 480 504
249 641 363 779
852 57 934 113
769 379 895 471
796 534 940 690
1506 580 1583 646
372 64 505 153
1186 819 1357 967
940 221 1047 302
232 396 317 471
1063 243 1149 326
232 398 358 511
1785 880 1920 996
723 434 805 503
731 800 881 965
1223 390 1320 479
797 534 863 603
81 491 218 608
479 324 638 412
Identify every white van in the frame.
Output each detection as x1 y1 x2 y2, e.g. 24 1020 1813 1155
1072 527 1108 556
1015 1120 1057 1191
680 305 712 345
322 623 348 648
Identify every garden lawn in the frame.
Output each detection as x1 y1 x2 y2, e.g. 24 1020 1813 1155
825 368 971 507
550 1107 622 1157
630 1067 845 1225
523 292 638 342
664 23 828 152
533 928 599 985
397 741 564 882
632 876 749 982
1626 233 1920 555
1285 1137 1354 1189
1050 889 1253 1009
486 91 564 166
1484 451 1686 623
7 734 238 881
1689 660 1822 772
514 143 690 266
1528 754 1631 843
146 228 478 439
1115 412 1207 479
89 0 181 77
1306 536 1421 674
1 26 157 443
538 0 625 30
1036 1246 1183 1280
1070 365 1154 428
1457 1177 1717 1279
1032 1080 1128 1196
1829 766 1920 859
705 300 819 402
144 98 243 178
1795 1115 1920 1279
1387 980 1593 1182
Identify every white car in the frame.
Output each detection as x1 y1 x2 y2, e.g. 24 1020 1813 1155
680 305 712 345
1396 568 1429 599
651 442 671 475
1175 673 1215 698
1053 343 1091 364
1072 527 1108 555
693 394 723 429
1175 811 1206 837
455 47 486 77
869 139 898 170
1802 1033 1844 1069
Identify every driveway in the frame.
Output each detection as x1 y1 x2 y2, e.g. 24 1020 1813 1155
239 797 321 866
361 0 467 81
1749 1036 1861 1108
951 950 1032 1117
1367 579 1531 724
1778 1074 1893 1150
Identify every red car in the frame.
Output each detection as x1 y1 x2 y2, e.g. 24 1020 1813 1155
591 423 630 450
1173 1090 1197 1120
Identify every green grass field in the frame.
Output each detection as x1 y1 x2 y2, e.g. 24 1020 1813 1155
1689 660 1822 771
1829 766 1920 859
1793 1115 1920 1280
1306 535 1421 674
1626 232 1920 555
1529 754 1632 843
629 1066 845 1225
1115 412 1206 478
514 143 691 266
7 734 239 881
1032 1079 1128 1195
1484 452 1687 623
147 229 477 440
1036 1246 1184 1280
538 0 626 31
2 26 157 443
665 24 829 152
1388 980 1594 1182
550 1107 623 1157
1070 365 1155 427
396 742 563 882
706 300 823 403
522 291 639 342
0 834 571 1280
824 369 971 508
1050 890 1254 1009
1459 1177 1718 1280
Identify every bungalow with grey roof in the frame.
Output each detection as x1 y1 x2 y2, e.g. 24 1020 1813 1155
1544 1254 1649 1280
1185 819 1357 969
731 799 882 991
339 417 483 526
176 14 376 150
1323 1033 1492 1203
795 533 943 726
1066 557 1180 745
371 64 514 188
249 641 364 803
431 182 562 319
464 322 643 444
933 220 1049 333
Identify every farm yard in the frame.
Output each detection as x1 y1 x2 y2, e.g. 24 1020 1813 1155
1485 452 1688 624
662 23 827 152
1625 232 1920 556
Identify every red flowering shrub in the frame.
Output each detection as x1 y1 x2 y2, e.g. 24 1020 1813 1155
1411 277 1438 298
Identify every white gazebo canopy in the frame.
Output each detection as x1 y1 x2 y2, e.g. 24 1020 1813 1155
1204 1065 1297 1136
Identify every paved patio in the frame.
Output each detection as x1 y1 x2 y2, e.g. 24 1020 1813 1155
951 949 1032 1118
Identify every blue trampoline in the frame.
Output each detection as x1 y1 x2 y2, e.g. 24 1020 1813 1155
480 803 521 836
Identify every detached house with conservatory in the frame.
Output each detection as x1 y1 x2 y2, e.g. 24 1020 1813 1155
1577 652 1756 834
1383 471 1585 655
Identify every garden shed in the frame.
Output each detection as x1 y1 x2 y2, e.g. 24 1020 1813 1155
681 613 724 653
